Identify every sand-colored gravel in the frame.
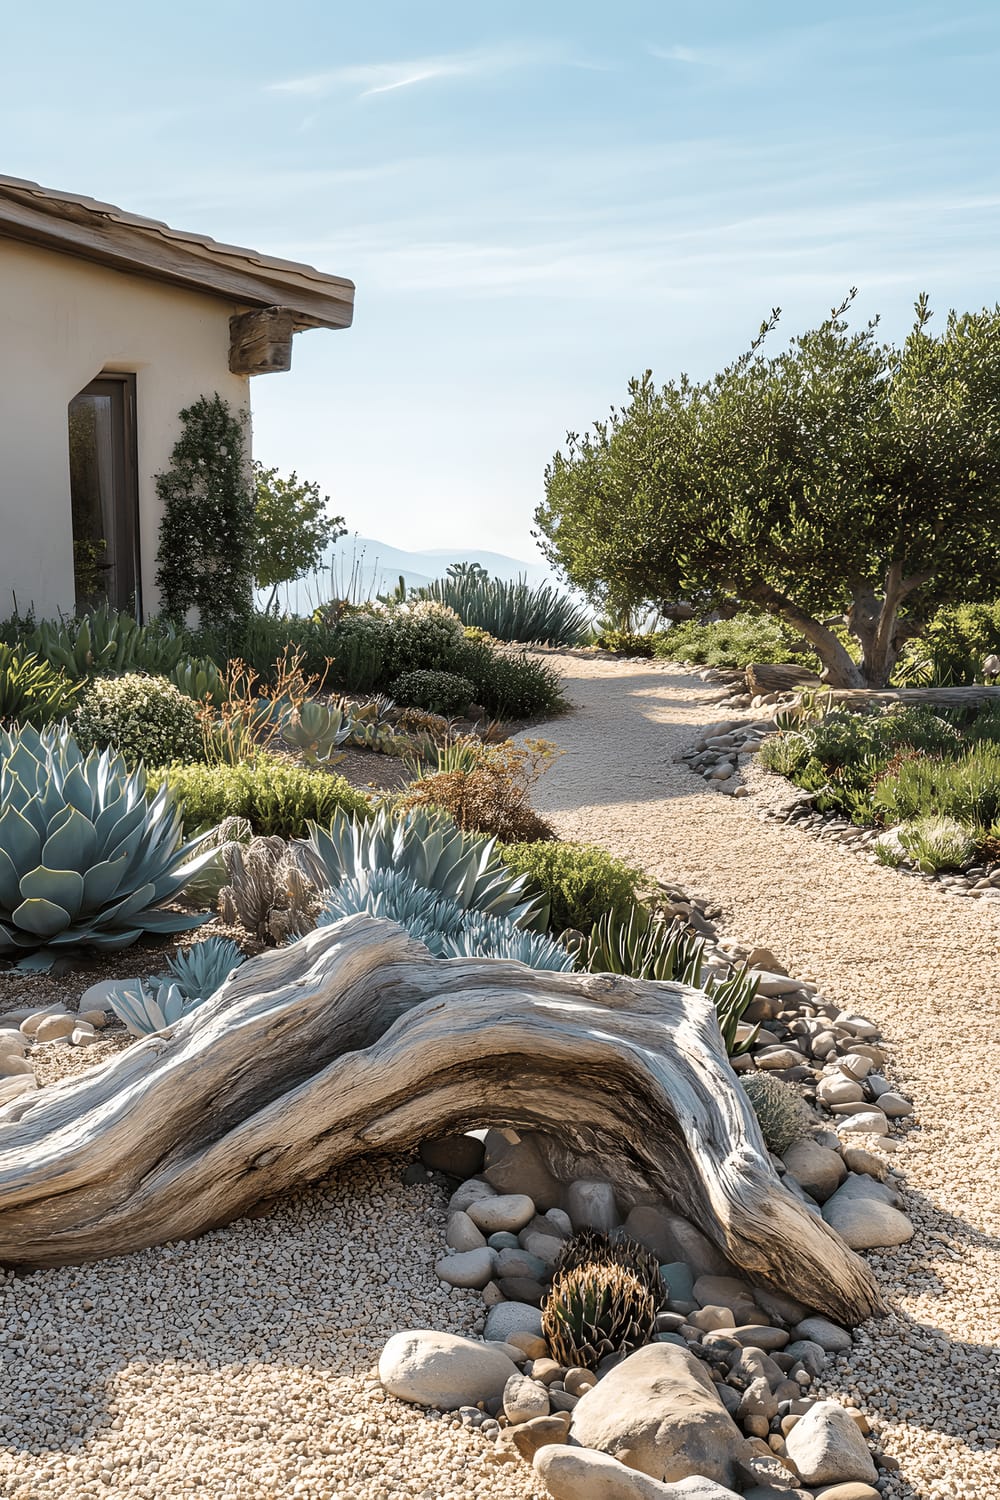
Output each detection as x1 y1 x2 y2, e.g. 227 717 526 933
530 655 1000 1500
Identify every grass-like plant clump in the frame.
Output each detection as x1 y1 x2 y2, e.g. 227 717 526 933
421 571 591 646
759 702 1000 869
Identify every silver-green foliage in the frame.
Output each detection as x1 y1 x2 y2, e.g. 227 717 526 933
107 978 206 1037
316 867 573 969
422 572 591 646
170 655 228 707
301 806 548 931
74 673 202 765
0 724 211 960
279 699 354 765
159 936 246 1000
740 1072 813 1156
874 814 977 873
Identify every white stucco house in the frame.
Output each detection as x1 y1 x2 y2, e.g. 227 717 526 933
0 175 354 620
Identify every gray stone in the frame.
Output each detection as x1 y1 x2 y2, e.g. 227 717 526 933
816 1076 865 1108
503 1372 550 1424
783 1400 878 1485
875 1091 913 1118
467 1192 536 1234
378 1329 519 1410
0 1053 34 1078
484 1301 544 1342
822 1179 914 1250
568 1342 749 1485
839 1147 887 1181
446 1210 487 1252
435 1247 495 1289
489 1231 521 1250
482 1127 564 1209
783 1339 828 1377
509 1411 572 1461
498 1276 546 1305
545 1207 573 1235
692 1275 754 1315
660 1262 695 1304
781 1140 847 1204
534 1443 743 1499
793 1317 852 1353
448 1178 496 1214
751 1286 809 1325
496 1246 548 1282
566 1178 620 1234
0 1075 37 1105
728 1324 789 1351
0 1033 26 1057
419 1133 485 1178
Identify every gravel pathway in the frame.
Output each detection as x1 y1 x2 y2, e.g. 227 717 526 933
530 655 1000 1500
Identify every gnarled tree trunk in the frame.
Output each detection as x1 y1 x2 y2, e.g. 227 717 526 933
0 917 884 1324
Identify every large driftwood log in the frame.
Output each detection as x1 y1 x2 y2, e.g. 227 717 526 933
0 917 884 1323
824 684 1000 711
745 662 823 695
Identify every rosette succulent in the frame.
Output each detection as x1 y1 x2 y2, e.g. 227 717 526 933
0 724 213 963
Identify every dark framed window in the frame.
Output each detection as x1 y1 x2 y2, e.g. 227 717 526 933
68 373 141 616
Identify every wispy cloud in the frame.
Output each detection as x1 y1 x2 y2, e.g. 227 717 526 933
268 43 565 99
647 44 714 66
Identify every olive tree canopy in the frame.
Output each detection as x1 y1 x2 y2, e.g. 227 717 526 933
535 293 1000 687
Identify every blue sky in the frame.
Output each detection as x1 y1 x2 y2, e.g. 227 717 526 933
5 2 1000 563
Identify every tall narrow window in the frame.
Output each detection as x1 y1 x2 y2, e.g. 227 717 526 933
68 374 140 616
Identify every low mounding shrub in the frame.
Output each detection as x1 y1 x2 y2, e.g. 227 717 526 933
158 754 372 837
75 673 202 764
655 612 815 669
872 743 1000 832
389 668 476 715
421 572 591 646
458 640 565 720
596 628 657 658
875 815 977 873
400 738 557 842
0 644 81 727
740 1072 813 1155
499 840 643 936
896 600 1000 686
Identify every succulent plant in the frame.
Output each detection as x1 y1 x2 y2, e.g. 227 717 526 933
740 1072 814 1156
170 655 228 708
218 835 319 945
300 806 548 931
0 724 212 964
542 1230 662 1371
25 605 185 680
585 908 760 1056
441 910 576 970
279 699 353 766
0 644 81 728
158 936 246 1000
316 868 465 954
106 978 209 1036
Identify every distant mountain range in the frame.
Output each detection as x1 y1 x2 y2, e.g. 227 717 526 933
267 535 554 615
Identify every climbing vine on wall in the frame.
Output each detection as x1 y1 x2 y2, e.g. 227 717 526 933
154 394 255 633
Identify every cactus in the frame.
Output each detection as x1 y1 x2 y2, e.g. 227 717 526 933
542 1230 662 1371
218 836 319 945
740 1072 814 1155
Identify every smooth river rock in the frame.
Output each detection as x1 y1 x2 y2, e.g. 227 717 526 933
783 1400 878 1485
568 1342 749 1485
822 1179 914 1250
378 1330 519 1409
781 1139 847 1203
534 1445 742 1500
434 1247 495 1288
483 1300 544 1342
467 1192 536 1234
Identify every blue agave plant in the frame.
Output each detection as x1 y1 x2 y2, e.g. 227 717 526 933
0 724 213 965
301 806 548 931
157 936 246 1001
442 911 576 971
106 978 208 1037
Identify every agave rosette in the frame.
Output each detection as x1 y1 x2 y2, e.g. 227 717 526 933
0 724 213 958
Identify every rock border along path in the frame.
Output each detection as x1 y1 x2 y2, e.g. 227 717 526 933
528 654 1000 1500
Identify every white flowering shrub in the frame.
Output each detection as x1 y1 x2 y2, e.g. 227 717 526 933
74 673 203 765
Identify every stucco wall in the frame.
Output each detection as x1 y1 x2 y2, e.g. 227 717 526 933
0 237 251 619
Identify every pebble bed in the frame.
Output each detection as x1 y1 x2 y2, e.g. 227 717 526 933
528 654 1000 1500
0 1157 547 1500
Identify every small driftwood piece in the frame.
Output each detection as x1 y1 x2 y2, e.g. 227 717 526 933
0 917 883 1323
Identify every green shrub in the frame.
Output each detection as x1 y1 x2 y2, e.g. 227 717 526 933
499 840 643 935
873 744 1000 831
740 1073 813 1156
597 628 657 658
0 644 81 727
421 572 591 646
896 600 1000 686
75 673 202 764
458 640 566 719
159 755 373 837
654 612 816 669
876 815 977 872
390 669 476 715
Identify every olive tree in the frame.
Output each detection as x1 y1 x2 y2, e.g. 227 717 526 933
535 293 1000 687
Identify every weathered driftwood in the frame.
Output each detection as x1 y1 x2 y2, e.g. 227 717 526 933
745 662 823 695
823 684 1000 711
0 917 883 1323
